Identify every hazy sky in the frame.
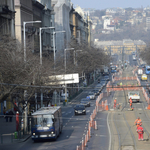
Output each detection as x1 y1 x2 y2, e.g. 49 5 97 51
71 0 150 10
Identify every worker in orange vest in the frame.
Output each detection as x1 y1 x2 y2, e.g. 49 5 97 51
129 97 132 109
134 117 142 128
136 123 144 140
114 98 117 109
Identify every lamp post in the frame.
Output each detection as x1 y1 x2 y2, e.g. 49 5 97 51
64 48 74 104
74 50 82 65
39 27 55 65
23 21 41 62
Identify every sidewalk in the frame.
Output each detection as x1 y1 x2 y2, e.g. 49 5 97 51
0 116 31 144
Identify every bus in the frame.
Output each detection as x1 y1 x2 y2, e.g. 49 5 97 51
31 106 63 141
145 66 150 75
111 66 117 73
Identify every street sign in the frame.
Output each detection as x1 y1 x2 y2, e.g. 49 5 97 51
46 73 79 85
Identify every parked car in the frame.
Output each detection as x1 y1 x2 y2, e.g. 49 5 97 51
92 89 99 96
88 92 95 100
100 79 107 86
104 76 110 81
140 64 146 68
95 84 103 92
74 104 86 115
80 98 90 107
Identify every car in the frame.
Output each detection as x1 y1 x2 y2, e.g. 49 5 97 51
104 76 110 81
139 64 146 68
80 98 90 107
95 84 103 92
92 89 99 96
141 74 147 81
88 92 95 100
74 104 86 115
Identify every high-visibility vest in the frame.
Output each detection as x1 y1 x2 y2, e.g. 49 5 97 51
135 119 142 125
137 126 143 134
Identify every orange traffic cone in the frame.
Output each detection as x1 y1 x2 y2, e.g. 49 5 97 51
147 104 150 110
105 100 109 111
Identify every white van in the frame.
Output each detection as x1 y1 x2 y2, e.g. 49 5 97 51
138 68 143 75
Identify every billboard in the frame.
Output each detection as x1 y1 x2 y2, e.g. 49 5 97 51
46 73 79 85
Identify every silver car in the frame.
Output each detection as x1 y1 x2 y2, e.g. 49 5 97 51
88 92 95 100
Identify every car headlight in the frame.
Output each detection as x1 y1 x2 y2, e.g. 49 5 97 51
83 110 85 112
75 110 78 112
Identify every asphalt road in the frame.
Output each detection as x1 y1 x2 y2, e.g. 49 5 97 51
0 76 111 150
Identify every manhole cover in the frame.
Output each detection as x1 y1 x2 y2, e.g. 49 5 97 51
122 146 134 150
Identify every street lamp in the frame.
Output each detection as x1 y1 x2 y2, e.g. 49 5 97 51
64 48 74 104
39 27 55 65
64 48 75 71
53 31 66 70
23 21 41 62
74 50 82 65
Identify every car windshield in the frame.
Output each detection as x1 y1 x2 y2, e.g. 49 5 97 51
129 92 139 96
146 68 150 71
81 98 89 101
75 105 84 108
32 115 54 128
111 67 116 70
89 92 94 95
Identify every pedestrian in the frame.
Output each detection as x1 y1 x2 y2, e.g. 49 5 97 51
136 124 144 141
9 110 14 122
5 111 9 122
114 98 117 109
3 106 6 116
134 117 142 128
129 97 132 109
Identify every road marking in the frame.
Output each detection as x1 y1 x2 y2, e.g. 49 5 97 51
86 110 91 113
138 108 142 110
68 111 72 113
96 134 107 137
98 125 105 127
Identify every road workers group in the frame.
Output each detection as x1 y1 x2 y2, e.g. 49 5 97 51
134 117 144 141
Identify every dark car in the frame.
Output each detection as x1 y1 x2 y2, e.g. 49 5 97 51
140 64 146 68
104 76 110 81
80 98 90 107
74 104 86 115
92 89 99 96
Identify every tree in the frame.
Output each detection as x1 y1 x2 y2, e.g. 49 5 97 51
0 35 56 114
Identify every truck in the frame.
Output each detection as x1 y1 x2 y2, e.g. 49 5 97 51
128 91 140 102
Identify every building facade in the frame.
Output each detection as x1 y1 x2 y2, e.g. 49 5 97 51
94 39 146 55
0 0 15 37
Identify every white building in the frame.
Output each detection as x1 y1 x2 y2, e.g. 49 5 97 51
103 18 111 29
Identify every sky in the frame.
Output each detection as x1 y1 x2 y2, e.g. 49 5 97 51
71 0 150 10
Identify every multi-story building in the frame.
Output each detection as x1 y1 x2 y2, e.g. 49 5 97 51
15 0 54 56
0 0 15 37
51 0 72 57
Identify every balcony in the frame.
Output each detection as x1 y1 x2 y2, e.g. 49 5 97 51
0 5 12 14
